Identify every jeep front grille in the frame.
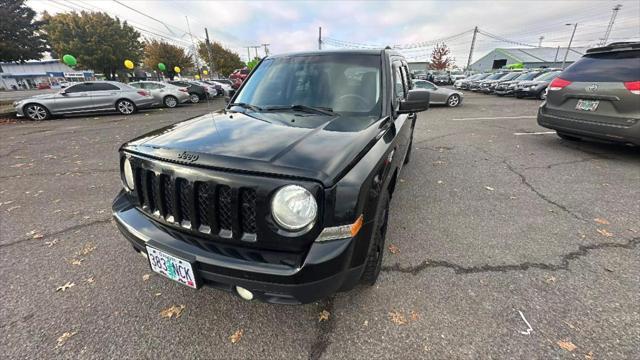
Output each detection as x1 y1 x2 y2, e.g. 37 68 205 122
136 169 257 240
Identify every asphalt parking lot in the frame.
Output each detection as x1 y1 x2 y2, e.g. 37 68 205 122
1 93 638 359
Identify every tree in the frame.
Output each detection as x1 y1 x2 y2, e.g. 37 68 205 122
430 42 455 70
197 41 244 77
246 57 261 70
0 0 48 62
143 40 194 79
42 11 143 79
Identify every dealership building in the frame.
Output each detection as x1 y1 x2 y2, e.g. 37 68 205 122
0 60 94 90
470 46 589 71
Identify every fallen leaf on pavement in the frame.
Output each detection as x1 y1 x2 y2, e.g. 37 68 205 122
142 274 151 281
56 282 75 292
594 218 610 225
410 310 420 321
544 275 556 284
160 305 185 319
584 351 594 360
230 329 243 344
154 292 162 297
86 276 95 283
77 243 96 256
389 310 407 325
557 340 577 352
388 244 400 254
45 239 58 247
70 259 83 266
596 229 613 237
484 186 495 191
55 331 77 348
437 180 443 184
319 310 330 322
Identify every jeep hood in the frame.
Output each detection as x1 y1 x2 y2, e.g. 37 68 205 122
123 110 383 186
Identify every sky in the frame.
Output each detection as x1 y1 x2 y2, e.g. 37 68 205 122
28 0 640 66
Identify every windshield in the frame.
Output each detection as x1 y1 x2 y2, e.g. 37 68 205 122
534 71 561 81
501 72 521 81
234 54 382 116
485 72 506 80
516 72 541 81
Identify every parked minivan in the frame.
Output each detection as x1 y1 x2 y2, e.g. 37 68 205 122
538 42 640 145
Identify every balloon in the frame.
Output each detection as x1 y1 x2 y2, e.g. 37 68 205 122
174 66 181 73
124 59 134 69
62 54 77 66
158 62 166 71
202 70 208 75
194 74 200 80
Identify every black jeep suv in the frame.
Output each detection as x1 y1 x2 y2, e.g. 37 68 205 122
112 50 430 304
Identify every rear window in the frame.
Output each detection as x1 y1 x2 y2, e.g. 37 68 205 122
561 50 640 82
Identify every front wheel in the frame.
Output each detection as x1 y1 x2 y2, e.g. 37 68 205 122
538 89 547 100
163 95 178 108
360 192 390 286
116 99 136 115
24 103 50 121
447 94 461 107
189 93 200 104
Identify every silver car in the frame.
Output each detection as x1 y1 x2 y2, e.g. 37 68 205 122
412 80 463 107
13 81 155 120
129 81 191 108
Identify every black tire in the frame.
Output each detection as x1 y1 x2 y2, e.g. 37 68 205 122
447 94 461 107
538 89 547 100
557 132 581 141
189 93 200 104
23 103 50 121
116 99 136 115
360 191 390 286
163 95 178 108
515 95 524 99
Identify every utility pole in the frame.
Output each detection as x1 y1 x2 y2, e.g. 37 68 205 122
318 27 322 50
561 23 578 69
204 28 215 78
185 16 201 79
250 45 261 59
600 4 622 45
465 26 478 72
244 47 251 63
262 43 270 56
553 45 560 63
538 36 544 47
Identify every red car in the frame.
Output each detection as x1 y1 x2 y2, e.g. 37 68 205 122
229 67 250 89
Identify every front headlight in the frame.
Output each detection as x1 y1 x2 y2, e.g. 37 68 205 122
123 157 135 191
271 185 317 231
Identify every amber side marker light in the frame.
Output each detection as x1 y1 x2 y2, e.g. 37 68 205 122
316 214 364 242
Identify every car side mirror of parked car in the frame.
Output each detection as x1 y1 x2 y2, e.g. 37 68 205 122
224 96 231 104
399 89 430 114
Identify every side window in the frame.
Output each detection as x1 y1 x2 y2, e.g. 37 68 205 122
401 65 411 91
129 83 142 89
424 82 436 90
93 83 119 91
65 83 89 93
393 64 406 100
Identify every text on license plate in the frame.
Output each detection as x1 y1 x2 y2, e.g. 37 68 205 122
147 246 197 288
576 99 599 111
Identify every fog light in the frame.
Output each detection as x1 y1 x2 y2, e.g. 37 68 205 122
235 286 254 301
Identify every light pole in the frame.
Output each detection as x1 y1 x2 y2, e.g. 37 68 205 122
561 23 578 69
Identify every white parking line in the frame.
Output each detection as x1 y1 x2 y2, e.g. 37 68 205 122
452 116 537 121
513 131 556 136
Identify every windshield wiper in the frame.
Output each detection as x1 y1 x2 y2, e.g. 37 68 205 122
229 102 263 112
264 104 336 116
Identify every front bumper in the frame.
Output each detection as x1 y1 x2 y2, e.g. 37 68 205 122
112 191 364 304
537 106 640 145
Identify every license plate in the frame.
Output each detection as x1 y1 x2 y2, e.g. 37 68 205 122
147 246 197 288
576 99 599 111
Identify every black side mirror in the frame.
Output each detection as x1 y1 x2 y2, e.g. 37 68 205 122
399 89 430 114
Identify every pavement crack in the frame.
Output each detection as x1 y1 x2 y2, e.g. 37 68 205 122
0 217 112 248
309 296 335 360
502 159 585 221
524 157 600 170
382 237 640 275
0 168 118 180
